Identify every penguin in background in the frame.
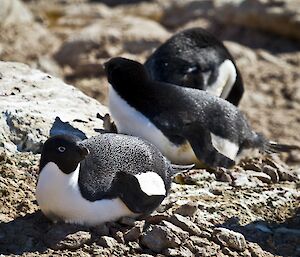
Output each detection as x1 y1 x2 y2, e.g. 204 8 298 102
105 57 298 169
144 27 244 106
36 133 192 226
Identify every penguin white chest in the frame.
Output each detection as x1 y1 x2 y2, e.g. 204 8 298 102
36 162 135 226
108 86 197 164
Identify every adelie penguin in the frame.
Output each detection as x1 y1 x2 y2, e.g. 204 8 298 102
36 133 192 225
144 28 244 106
105 57 299 169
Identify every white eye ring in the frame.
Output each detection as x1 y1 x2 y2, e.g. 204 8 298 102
58 146 66 153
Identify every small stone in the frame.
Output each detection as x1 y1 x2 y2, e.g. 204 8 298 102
220 172 232 183
248 242 273 257
174 202 198 218
44 225 91 250
190 236 211 247
163 246 194 257
169 214 202 236
223 246 240 256
213 228 247 251
145 213 169 224
128 241 142 251
161 220 189 240
118 216 136 226
140 224 182 253
112 230 124 244
98 236 119 248
262 165 279 183
92 223 109 236
247 171 272 184
124 226 142 242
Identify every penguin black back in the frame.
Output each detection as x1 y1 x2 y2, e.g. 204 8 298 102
144 28 244 106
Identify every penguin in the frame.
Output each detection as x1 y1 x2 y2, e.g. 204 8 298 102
36 133 192 226
104 57 298 168
144 27 244 106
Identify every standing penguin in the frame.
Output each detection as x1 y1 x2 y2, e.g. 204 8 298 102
36 133 192 226
145 28 244 106
105 57 298 168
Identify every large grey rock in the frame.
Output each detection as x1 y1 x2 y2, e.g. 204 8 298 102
0 0 33 27
214 0 300 41
0 61 107 153
54 16 169 76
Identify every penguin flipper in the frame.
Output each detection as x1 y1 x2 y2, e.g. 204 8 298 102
115 172 166 214
185 129 235 168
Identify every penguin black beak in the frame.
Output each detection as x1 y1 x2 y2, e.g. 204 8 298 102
77 144 90 158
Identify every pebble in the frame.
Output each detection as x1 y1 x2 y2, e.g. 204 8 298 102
212 227 247 251
140 224 182 253
169 214 202 236
262 165 279 183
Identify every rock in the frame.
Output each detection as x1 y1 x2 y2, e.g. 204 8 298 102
265 156 298 181
36 56 63 78
159 0 214 28
174 202 198 218
246 170 272 184
248 242 273 257
224 41 257 67
97 236 119 248
140 224 184 253
162 246 194 257
169 214 202 236
0 61 107 153
161 220 189 240
92 223 110 236
124 226 143 242
118 216 136 227
213 227 247 251
44 224 91 250
214 0 300 41
54 15 169 76
145 213 169 224
262 165 279 183
0 23 59 64
0 0 33 27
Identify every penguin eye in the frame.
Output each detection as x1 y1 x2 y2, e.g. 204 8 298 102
58 146 66 153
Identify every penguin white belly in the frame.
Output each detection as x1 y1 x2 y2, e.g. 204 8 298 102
109 86 197 164
207 59 237 99
36 162 136 226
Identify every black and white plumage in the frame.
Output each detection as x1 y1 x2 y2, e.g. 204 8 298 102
105 57 298 168
36 134 192 226
144 28 244 106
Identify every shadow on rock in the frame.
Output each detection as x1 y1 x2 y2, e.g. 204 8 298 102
0 211 92 254
0 211 50 254
218 208 300 257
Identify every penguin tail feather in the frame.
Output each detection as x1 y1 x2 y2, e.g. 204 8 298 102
170 163 195 175
264 141 300 154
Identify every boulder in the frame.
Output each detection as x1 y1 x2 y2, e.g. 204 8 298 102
54 16 169 76
0 61 107 153
0 0 33 27
214 0 300 41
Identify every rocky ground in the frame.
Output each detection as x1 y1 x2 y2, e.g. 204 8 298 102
0 0 300 256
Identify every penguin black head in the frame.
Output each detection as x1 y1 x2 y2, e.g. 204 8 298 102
39 134 89 174
104 57 149 89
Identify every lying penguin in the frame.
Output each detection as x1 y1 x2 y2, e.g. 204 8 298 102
36 133 192 226
145 28 244 106
105 57 298 168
